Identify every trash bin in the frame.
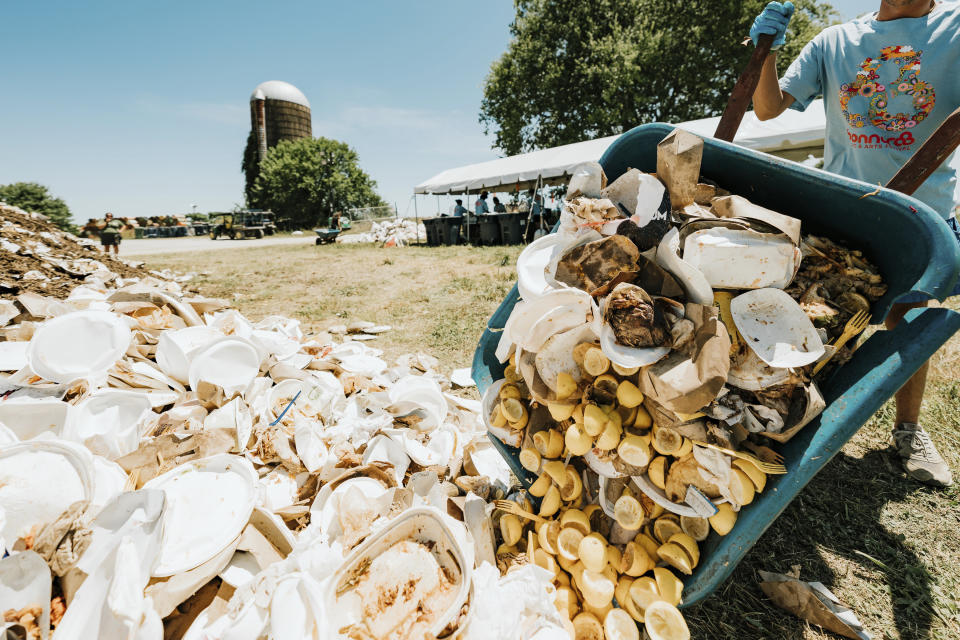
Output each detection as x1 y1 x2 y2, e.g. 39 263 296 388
463 219 481 245
438 217 462 246
134 228 145 239
478 216 502 246
471 123 960 607
422 218 441 246
496 213 523 245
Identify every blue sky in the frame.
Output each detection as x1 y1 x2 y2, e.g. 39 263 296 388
2 0 878 222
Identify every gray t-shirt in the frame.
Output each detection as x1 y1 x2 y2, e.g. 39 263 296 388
781 2 960 218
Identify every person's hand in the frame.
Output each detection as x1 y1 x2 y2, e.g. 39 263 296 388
750 1 795 50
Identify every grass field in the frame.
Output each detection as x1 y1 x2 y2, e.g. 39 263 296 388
145 242 960 639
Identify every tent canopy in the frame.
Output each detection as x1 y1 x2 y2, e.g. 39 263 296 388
414 101 825 195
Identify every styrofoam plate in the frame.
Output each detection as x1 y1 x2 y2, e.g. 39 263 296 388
27 310 131 383
141 454 257 577
731 288 825 368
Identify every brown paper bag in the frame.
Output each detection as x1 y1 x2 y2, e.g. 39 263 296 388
656 129 703 209
637 303 730 414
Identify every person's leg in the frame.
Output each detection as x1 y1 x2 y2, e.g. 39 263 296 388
886 300 952 487
886 301 929 424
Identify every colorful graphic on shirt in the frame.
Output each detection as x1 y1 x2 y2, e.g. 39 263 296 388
839 45 935 133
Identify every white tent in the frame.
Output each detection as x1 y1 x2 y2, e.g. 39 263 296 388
414 101 825 195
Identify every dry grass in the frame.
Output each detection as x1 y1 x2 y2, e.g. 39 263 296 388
144 242 960 639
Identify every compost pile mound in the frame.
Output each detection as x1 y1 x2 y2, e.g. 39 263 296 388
482 128 887 638
0 265 571 639
0 203 158 300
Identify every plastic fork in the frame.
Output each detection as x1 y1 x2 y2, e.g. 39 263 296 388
742 441 785 465
689 440 787 474
493 499 547 524
813 310 872 375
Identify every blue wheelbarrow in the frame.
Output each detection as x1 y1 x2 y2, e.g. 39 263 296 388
471 123 960 607
313 228 341 245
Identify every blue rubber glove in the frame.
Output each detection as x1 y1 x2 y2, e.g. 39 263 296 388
750 1 795 50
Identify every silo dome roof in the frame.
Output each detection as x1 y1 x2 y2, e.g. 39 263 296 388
250 81 310 108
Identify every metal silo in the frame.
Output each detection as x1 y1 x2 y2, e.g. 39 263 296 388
250 80 312 162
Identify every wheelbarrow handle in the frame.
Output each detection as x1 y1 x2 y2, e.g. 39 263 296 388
714 33 775 143
886 106 960 196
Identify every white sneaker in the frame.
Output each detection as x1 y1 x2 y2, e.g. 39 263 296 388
892 423 953 487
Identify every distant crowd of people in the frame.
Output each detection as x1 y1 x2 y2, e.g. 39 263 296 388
446 190 550 218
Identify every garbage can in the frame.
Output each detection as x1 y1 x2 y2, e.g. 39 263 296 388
438 217 461 246
478 216 502 246
472 122 960 608
422 218 441 246
496 213 523 245
462 218 481 245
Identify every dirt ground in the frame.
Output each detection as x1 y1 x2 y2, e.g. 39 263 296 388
144 241 960 640
1 204 156 299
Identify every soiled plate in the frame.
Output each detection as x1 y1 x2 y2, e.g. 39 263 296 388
731 288 825 368
27 310 130 383
141 454 257 577
0 441 94 547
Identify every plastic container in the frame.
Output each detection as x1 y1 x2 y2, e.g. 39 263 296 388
472 123 960 606
326 507 472 639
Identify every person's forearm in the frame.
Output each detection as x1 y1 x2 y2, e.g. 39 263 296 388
753 53 791 120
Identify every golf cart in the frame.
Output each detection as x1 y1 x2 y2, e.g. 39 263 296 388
209 210 277 239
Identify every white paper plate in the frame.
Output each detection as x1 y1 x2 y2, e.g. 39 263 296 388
731 288 825 368
155 326 222 383
327 507 471 640
599 323 671 369
683 227 800 290
27 310 131 383
63 389 152 459
188 338 260 395
0 440 94 546
517 233 568 301
655 227 714 305
0 341 29 372
141 454 257 577
310 476 391 541
0 396 71 441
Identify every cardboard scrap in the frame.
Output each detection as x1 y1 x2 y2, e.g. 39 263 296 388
637 303 730 414
759 567 871 640
656 129 703 209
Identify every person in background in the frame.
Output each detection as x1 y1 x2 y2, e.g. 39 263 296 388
453 199 468 217
99 212 123 255
750 0 960 487
493 196 507 213
475 191 490 215
532 194 544 217
331 212 342 230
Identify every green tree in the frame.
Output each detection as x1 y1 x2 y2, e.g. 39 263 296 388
242 130 260 207
0 182 75 232
251 137 384 229
481 0 838 155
